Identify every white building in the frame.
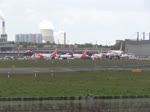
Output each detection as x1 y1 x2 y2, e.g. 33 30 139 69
15 34 42 43
39 20 55 43
40 29 54 43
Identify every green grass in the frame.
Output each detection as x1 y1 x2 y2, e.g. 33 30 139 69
0 60 150 68
0 70 150 97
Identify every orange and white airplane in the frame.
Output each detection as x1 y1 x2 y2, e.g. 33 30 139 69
31 48 58 60
106 43 123 58
73 49 88 59
91 49 104 59
58 53 73 59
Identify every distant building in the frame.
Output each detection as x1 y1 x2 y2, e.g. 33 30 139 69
40 29 54 43
0 37 7 43
39 20 55 43
125 39 150 57
15 34 42 43
116 40 123 44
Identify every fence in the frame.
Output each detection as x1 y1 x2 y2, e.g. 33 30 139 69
0 95 150 112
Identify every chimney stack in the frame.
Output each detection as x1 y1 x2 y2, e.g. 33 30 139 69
143 32 145 40
64 32 66 45
137 32 139 41
1 20 7 42
2 21 5 34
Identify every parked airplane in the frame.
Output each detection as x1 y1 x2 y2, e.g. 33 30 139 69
91 53 104 59
31 48 58 60
73 49 88 59
106 43 123 59
58 49 88 59
91 49 104 59
58 53 73 60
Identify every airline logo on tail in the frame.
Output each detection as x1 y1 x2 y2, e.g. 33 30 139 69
51 49 58 58
81 49 88 59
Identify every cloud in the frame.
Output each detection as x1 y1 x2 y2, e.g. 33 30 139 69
0 2 9 9
25 8 38 22
39 20 54 29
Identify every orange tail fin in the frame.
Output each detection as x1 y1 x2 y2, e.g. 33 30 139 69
81 49 88 59
51 49 58 58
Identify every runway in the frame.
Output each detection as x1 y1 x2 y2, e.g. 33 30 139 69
1 65 150 74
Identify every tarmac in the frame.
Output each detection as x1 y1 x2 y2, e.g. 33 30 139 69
1 65 150 74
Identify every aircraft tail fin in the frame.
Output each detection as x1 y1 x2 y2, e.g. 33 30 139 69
120 42 123 51
81 49 88 59
51 48 58 58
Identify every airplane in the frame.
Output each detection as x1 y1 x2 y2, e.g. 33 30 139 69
106 43 123 59
73 49 88 59
58 49 88 60
91 49 104 60
91 53 104 60
31 48 58 60
58 53 73 60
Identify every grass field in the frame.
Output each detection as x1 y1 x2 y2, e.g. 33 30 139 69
0 70 150 97
0 59 150 68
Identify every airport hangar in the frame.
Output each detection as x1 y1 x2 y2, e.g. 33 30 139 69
125 39 150 58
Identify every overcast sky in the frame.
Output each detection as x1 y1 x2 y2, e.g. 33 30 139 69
0 0 150 45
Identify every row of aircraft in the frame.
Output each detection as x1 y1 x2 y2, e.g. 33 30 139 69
31 49 88 60
91 43 123 59
31 43 131 60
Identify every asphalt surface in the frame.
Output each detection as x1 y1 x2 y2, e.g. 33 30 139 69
1 65 150 74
